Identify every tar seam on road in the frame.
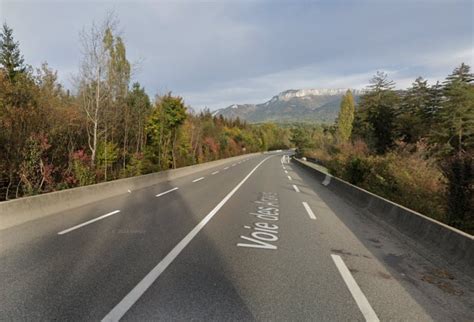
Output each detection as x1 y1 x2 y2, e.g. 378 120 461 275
57 210 121 235
292 184 300 193
192 177 204 183
156 187 179 197
331 254 380 322
302 201 316 220
101 155 273 322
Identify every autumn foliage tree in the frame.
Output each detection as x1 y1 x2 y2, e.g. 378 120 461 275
335 90 355 142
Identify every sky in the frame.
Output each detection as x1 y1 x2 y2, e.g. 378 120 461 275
1 0 473 110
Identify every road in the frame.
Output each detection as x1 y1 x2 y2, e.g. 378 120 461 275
1 152 473 321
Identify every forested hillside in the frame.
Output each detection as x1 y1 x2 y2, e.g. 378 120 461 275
291 68 473 233
0 20 290 201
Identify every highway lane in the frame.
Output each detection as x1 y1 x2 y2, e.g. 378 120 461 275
0 155 259 320
1 152 473 321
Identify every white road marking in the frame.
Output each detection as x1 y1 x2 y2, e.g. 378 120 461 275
192 177 204 183
284 170 288 174
156 187 179 197
101 156 273 322
302 202 316 220
292 184 300 192
287 175 292 181
58 210 121 235
211 171 219 175
224 167 229 170
322 174 332 186
331 254 380 322
232 163 236 167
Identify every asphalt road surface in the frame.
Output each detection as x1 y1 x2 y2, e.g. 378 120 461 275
1 152 473 321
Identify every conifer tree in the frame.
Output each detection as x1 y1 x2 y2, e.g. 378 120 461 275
436 63 474 230
398 77 431 143
0 23 25 81
353 71 399 153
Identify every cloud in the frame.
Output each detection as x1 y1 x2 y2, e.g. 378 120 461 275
1 0 473 110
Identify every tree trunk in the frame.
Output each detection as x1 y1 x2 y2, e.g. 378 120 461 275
172 129 177 169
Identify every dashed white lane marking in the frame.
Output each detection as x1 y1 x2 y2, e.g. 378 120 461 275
302 201 316 220
211 171 219 175
287 175 292 181
232 163 236 167
58 210 121 235
101 156 273 322
224 167 229 170
322 174 332 186
156 187 179 197
331 254 380 322
292 184 300 193
192 177 205 183
284 170 288 174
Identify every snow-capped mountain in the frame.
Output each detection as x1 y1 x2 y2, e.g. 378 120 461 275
212 88 363 123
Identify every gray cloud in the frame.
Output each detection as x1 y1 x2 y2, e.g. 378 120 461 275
2 0 473 110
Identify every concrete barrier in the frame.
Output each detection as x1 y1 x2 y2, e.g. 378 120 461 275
293 158 474 277
0 153 261 230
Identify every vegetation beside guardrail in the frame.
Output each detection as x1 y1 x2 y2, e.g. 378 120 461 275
289 65 473 234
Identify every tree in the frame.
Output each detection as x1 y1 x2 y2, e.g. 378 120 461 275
335 90 355 142
126 82 151 154
290 126 311 157
433 63 474 154
0 23 26 81
398 77 432 143
353 71 399 154
146 93 187 170
103 26 131 170
434 64 474 230
76 16 117 169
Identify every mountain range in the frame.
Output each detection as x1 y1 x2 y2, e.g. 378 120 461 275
212 88 364 123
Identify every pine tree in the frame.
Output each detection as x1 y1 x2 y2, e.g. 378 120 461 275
0 23 25 81
398 77 431 143
436 63 474 231
336 90 355 142
427 81 443 122
434 63 474 154
353 71 399 153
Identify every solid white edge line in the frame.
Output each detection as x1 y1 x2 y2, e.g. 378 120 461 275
211 171 219 175
287 175 292 181
101 155 273 322
58 210 121 235
292 184 300 192
302 201 316 220
331 254 380 322
192 177 204 182
156 187 179 197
